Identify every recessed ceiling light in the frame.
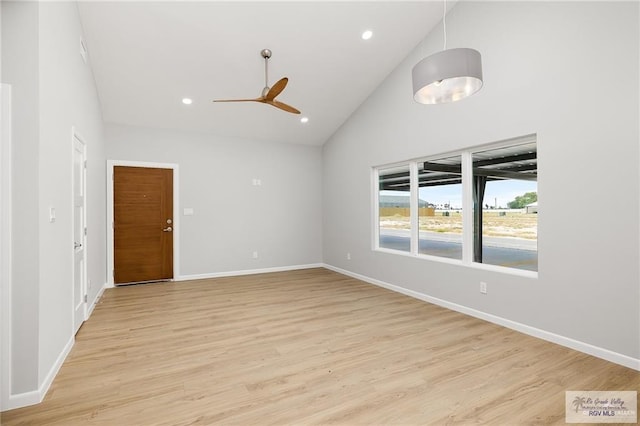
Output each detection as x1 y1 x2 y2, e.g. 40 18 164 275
300 117 309 124
182 98 193 105
361 30 373 40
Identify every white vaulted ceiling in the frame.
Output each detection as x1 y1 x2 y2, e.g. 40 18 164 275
78 1 451 146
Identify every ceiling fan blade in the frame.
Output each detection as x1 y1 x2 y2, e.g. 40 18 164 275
265 77 288 101
215 51 297 115
213 98 263 103
266 100 301 114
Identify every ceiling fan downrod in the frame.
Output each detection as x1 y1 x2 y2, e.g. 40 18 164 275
261 49 272 97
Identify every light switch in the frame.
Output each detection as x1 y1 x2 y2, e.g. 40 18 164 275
49 207 56 223
183 208 194 216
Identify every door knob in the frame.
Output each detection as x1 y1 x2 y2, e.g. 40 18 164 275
162 226 173 232
74 242 82 249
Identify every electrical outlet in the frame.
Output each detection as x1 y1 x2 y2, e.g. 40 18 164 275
480 281 487 294
252 251 259 259
347 252 351 260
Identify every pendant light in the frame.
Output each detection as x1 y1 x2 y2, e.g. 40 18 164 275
412 0 483 104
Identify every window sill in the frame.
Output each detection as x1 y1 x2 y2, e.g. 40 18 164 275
373 247 538 279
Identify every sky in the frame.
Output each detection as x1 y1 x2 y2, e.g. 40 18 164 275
382 179 537 209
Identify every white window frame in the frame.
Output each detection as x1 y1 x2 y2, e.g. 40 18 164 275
372 135 538 278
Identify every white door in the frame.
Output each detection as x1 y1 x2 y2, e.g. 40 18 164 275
73 135 86 334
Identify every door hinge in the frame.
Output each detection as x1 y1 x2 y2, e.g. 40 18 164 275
84 160 87 169
112 270 115 278
84 294 88 303
84 227 87 236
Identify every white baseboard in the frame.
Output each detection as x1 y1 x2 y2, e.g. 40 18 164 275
323 264 640 371
3 282 105 412
38 336 74 401
4 335 75 411
177 263 324 282
86 283 106 318
4 389 40 411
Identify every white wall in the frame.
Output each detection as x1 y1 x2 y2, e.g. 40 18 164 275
1 0 106 406
106 123 322 277
37 1 106 383
323 1 639 364
1 0 40 395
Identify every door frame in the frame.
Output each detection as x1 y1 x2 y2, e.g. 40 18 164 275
71 128 87 333
106 160 180 287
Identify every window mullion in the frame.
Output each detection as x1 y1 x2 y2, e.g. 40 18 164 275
372 167 380 251
462 152 474 263
409 161 419 255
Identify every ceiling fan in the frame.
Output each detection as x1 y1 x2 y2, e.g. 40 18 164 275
213 49 301 114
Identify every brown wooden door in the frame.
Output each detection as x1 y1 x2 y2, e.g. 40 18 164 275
114 166 173 284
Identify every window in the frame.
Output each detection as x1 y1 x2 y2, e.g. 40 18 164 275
418 155 463 260
374 136 537 273
472 143 537 271
378 165 411 253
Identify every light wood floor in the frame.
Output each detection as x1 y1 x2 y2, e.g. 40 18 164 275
2 268 638 425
